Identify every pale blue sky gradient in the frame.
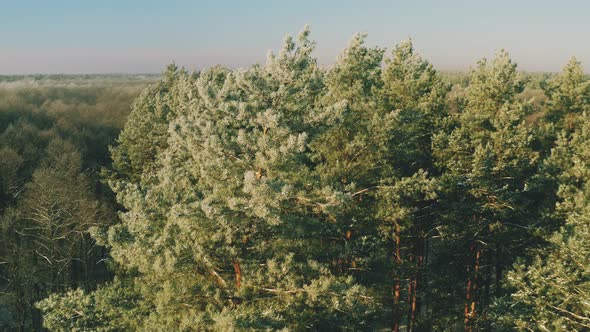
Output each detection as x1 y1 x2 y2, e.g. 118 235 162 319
1 0 589 74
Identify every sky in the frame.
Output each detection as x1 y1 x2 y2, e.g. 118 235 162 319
1 0 589 74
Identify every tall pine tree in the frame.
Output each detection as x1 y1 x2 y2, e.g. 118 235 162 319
432 50 540 331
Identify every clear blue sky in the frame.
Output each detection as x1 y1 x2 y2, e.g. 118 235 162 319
1 0 589 74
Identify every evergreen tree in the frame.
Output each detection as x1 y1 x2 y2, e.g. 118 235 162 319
544 57 590 132
69 28 376 331
376 39 448 331
499 118 590 331
109 63 192 184
432 50 540 331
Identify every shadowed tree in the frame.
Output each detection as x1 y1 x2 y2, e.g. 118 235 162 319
432 50 540 331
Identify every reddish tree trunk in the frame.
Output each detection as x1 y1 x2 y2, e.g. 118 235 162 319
393 276 401 332
464 246 481 332
464 276 472 332
233 260 242 289
408 237 424 332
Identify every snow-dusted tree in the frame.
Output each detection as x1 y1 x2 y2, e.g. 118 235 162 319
45 28 379 331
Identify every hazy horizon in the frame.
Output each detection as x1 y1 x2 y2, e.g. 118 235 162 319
2 0 590 74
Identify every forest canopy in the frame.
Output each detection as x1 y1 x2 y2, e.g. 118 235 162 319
3 28 590 331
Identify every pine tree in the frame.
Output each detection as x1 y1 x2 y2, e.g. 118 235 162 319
108 63 192 184
36 29 455 331
501 118 590 330
377 39 448 331
544 57 590 132
312 32 386 309
64 28 376 330
432 50 540 331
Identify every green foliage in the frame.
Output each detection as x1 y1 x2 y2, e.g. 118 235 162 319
4 29 590 332
109 64 192 183
544 58 590 131
92 28 382 330
36 280 147 332
497 118 590 331
431 50 542 330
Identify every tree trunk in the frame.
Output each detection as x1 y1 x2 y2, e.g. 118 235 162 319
407 254 414 331
464 275 472 331
464 245 481 332
233 260 242 289
392 220 402 332
408 237 424 332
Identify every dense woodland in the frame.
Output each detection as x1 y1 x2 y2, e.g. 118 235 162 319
0 77 152 330
2 29 590 331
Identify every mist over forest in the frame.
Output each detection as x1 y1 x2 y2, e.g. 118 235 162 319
1 29 590 331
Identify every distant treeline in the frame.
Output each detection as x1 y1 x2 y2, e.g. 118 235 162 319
0 73 159 83
3 28 590 331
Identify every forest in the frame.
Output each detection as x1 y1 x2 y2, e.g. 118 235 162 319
0 75 153 329
1 28 590 331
